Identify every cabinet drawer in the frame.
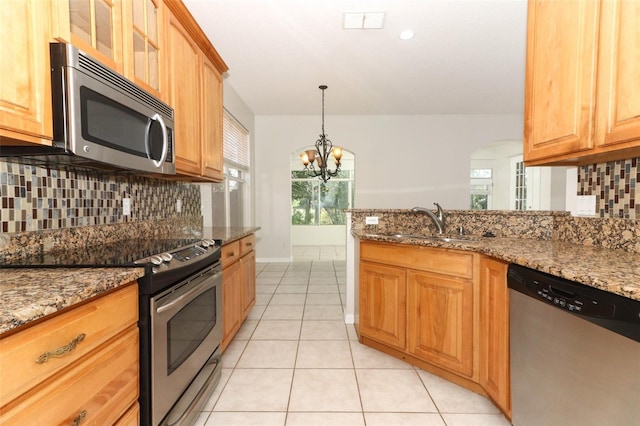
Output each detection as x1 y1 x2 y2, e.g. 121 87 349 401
240 234 255 256
360 241 474 279
0 326 139 425
0 284 138 403
221 240 241 268
115 401 140 426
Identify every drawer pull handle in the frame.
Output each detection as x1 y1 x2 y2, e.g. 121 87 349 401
246 242 253 247
72 410 87 426
36 333 86 364
227 251 235 257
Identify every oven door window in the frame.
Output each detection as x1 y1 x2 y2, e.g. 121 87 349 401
166 286 217 374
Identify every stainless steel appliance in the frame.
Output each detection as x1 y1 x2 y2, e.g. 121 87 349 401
508 264 640 426
137 240 222 426
0 237 222 426
0 43 175 175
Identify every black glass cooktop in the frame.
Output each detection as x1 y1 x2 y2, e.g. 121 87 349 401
0 238 204 268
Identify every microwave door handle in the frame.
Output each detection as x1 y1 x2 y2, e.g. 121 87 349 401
146 113 169 168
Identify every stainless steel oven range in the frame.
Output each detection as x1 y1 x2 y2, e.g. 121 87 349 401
136 239 223 426
0 237 222 426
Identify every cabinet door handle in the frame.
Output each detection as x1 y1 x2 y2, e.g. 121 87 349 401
72 410 87 426
36 333 86 364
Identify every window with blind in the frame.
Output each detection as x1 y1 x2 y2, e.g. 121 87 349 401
212 111 251 227
223 112 250 169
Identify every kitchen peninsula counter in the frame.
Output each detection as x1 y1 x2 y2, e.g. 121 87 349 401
354 231 640 302
0 267 144 335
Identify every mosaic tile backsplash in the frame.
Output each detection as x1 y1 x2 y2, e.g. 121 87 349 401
578 157 639 219
0 160 200 233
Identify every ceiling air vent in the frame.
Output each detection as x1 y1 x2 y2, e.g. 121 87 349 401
343 12 386 29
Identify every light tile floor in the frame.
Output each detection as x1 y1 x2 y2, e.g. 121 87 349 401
194 256 511 426
291 245 346 261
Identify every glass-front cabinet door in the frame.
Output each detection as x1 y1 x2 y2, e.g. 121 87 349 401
52 0 123 72
123 0 161 94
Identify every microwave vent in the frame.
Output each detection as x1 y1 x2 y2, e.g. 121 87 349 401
77 53 173 119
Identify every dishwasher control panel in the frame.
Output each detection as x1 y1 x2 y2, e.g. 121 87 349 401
507 264 618 319
508 264 640 344
527 278 615 317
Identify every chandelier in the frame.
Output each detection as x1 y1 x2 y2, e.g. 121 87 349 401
300 85 343 183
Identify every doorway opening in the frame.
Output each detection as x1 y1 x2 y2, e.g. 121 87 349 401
289 148 355 261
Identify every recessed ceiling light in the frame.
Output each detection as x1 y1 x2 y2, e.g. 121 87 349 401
400 30 415 40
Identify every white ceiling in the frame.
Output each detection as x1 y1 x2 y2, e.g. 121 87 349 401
183 0 528 116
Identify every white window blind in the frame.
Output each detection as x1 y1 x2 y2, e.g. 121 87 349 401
223 111 250 169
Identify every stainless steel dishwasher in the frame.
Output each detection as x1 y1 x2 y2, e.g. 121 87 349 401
507 264 640 426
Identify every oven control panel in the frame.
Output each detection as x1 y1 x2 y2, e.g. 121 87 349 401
135 239 220 273
173 245 206 261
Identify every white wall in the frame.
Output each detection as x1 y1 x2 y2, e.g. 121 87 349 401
254 114 523 260
200 81 256 227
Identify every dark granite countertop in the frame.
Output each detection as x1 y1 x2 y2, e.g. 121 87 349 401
203 226 260 245
0 267 145 335
0 227 261 336
354 231 640 302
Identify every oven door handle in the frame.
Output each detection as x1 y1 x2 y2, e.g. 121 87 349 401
156 270 220 314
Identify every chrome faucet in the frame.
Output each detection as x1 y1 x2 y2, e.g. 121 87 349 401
411 203 445 234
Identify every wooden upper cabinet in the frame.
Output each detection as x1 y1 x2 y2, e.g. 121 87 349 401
52 0 124 73
595 0 640 150
122 0 162 96
164 10 201 176
524 0 640 165
523 0 598 164
163 3 227 181
1 0 228 179
201 54 224 181
0 0 53 144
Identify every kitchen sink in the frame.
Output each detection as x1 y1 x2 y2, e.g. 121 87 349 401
365 233 480 243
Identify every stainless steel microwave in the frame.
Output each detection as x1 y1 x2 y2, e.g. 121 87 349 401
0 43 175 175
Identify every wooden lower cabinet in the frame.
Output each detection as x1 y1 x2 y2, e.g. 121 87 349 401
407 270 474 378
240 250 256 319
222 259 242 351
358 241 511 414
221 234 256 351
358 261 406 350
0 284 139 425
480 257 511 418
115 401 140 426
